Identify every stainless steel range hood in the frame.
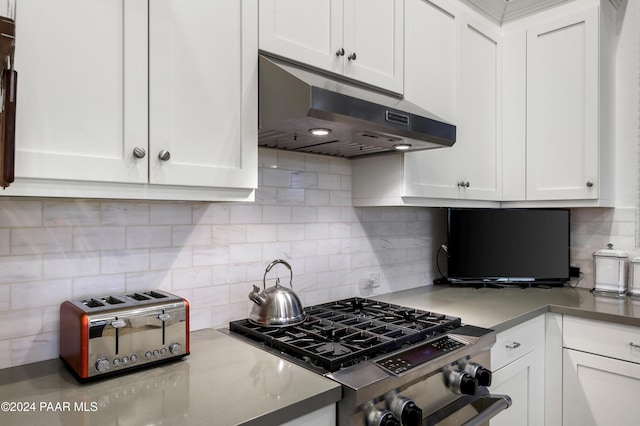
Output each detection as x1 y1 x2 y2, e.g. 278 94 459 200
258 54 456 158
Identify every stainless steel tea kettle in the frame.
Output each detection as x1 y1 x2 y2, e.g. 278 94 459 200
248 259 305 327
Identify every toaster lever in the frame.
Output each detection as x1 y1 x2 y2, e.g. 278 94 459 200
111 319 127 328
158 313 171 321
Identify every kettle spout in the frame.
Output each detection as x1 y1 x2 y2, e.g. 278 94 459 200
249 284 266 306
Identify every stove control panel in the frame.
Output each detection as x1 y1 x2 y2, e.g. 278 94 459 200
375 335 467 375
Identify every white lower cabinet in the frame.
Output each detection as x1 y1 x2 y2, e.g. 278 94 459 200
562 349 640 426
562 316 640 426
489 315 545 426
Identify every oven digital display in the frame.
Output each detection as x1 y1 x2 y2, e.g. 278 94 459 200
376 336 467 375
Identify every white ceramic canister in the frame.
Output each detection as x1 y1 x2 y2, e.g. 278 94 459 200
593 243 628 297
629 256 640 298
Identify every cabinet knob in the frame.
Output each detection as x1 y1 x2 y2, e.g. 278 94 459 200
133 146 146 159
347 52 357 61
586 181 594 188
336 47 345 57
158 150 171 161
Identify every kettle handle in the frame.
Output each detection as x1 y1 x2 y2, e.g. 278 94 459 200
263 259 293 290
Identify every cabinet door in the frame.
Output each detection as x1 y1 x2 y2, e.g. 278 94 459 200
149 0 258 189
490 351 544 426
343 0 403 93
563 349 640 426
14 0 148 183
402 0 459 199
258 0 344 75
456 14 501 201
526 8 598 200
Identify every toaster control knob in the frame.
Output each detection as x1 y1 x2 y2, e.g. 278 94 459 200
95 358 110 373
169 343 182 355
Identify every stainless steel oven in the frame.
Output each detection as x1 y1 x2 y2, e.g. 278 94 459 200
228 297 511 425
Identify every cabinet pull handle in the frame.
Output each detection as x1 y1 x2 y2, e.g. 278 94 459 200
457 181 470 188
347 52 357 61
505 342 521 349
630 342 640 350
158 150 171 161
133 146 146 159
336 48 345 57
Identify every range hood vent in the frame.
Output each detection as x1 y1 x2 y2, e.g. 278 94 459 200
258 54 456 159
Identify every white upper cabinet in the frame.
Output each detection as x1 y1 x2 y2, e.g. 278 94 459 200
353 2 501 206
502 0 616 205
259 0 404 93
526 7 600 201
14 0 148 184
8 0 257 201
149 0 257 190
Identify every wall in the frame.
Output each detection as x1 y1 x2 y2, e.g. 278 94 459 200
0 148 446 369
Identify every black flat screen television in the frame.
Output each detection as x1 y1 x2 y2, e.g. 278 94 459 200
445 208 570 286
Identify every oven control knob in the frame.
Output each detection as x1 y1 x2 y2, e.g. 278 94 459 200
385 393 422 426
445 368 478 395
95 358 110 373
460 361 493 387
365 402 401 426
169 343 182 355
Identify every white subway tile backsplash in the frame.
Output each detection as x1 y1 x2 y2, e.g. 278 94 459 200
0 201 42 227
11 279 72 310
172 266 212 290
44 201 99 226
229 243 263 263
12 228 72 254
73 274 126 299
151 247 193 270
150 203 192 225
0 285 8 310
74 226 126 251
0 229 8 255
101 202 149 226
0 150 633 369
0 255 43 283
172 225 213 246
127 226 172 249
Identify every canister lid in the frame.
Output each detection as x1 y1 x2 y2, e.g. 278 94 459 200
593 243 628 258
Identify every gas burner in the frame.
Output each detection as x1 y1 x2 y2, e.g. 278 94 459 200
229 297 462 373
315 342 352 356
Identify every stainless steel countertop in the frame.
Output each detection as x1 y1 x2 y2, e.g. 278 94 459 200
0 329 341 426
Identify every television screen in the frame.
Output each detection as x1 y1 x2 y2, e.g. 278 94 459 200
446 208 570 285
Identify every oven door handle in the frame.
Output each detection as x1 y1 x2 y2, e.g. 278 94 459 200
461 393 512 426
423 387 512 426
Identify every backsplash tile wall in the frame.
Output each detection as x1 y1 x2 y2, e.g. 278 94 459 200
0 148 635 369
0 149 445 369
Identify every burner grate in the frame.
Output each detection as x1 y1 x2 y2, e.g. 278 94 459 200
229 297 462 372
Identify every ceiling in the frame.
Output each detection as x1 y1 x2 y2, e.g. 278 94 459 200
462 0 620 24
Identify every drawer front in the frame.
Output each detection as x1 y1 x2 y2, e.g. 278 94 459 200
563 316 640 363
492 315 545 371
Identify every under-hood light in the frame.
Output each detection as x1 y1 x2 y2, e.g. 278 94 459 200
309 128 331 136
393 143 412 151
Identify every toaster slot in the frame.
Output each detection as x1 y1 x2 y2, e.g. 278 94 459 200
143 291 167 299
101 296 125 305
82 299 104 308
126 293 150 301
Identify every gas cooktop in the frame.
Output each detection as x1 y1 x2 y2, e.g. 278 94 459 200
229 297 462 373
